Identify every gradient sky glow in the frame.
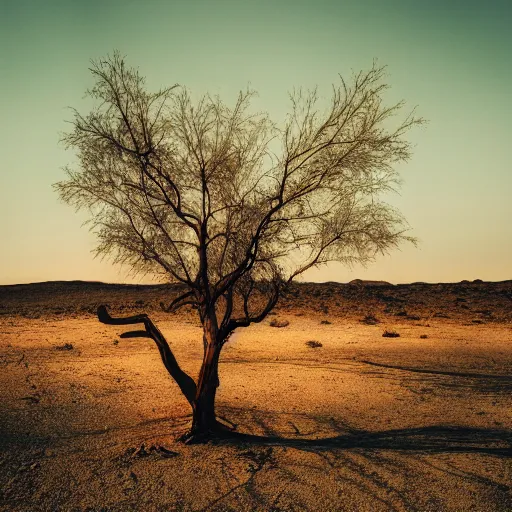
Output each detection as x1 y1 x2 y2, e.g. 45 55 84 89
1 0 511 285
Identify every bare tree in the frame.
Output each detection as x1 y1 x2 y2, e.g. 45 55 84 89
55 53 422 442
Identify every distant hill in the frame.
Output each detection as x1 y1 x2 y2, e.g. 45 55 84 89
0 279 511 322
348 279 392 286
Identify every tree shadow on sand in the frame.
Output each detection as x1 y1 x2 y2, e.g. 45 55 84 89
198 408 511 511
212 407 511 457
217 423 512 457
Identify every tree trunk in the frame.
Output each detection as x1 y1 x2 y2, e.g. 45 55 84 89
97 304 228 443
188 318 223 440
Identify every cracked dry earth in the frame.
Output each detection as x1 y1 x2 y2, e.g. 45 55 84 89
0 308 511 511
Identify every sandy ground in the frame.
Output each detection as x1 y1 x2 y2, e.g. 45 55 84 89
0 285 511 511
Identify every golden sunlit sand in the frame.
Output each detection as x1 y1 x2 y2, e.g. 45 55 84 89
0 281 510 511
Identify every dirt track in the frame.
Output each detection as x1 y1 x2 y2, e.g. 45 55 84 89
0 281 511 511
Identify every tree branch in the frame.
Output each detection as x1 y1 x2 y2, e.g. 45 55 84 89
97 306 197 406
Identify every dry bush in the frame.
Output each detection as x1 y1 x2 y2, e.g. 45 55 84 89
306 340 323 348
361 314 379 325
382 330 400 338
55 343 74 351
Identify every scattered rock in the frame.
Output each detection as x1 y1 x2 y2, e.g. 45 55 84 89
305 340 323 348
21 395 40 404
153 445 179 458
269 319 289 328
125 443 178 461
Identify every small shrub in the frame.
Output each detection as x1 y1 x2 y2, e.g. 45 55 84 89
306 340 323 348
55 343 74 351
361 314 379 325
319 304 329 314
382 330 400 338
419 334 428 339
113 339 119 345
395 311 407 317
270 319 289 328
406 315 421 321
320 320 332 325
23 312 41 319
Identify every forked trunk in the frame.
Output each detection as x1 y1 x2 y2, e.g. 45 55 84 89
96 304 227 443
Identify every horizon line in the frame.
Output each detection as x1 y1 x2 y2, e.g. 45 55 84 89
1 278 510 288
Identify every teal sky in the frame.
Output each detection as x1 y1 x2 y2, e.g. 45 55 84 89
1 0 511 285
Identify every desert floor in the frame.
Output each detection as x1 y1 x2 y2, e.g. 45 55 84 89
0 281 511 511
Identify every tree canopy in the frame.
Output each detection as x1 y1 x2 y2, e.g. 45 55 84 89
56 53 421 335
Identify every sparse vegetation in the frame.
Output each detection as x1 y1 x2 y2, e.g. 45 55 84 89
320 319 332 325
55 343 74 351
420 334 428 339
306 340 323 348
382 330 400 338
361 314 379 325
